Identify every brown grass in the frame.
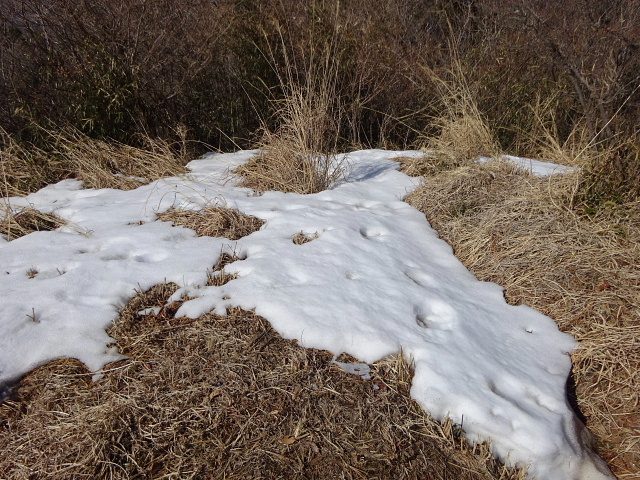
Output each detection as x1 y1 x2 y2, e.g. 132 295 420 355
0 206 67 241
406 162 640 479
234 149 344 195
53 127 189 190
292 231 318 245
156 206 264 240
1 130 60 197
1 127 191 197
414 58 499 176
0 280 526 479
206 251 243 287
234 19 347 195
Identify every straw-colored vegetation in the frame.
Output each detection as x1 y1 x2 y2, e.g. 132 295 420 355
1 127 190 196
1 0 639 477
156 206 264 240
1 130 55 197
234 22 346 195
0 280 526 480
53 128 189 190
405 161 640 479
292 231 318 245
0 206 67 241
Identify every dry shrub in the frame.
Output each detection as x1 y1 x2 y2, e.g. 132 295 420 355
406 162 640 478
1 0 243 147
54 127 189 190
580 137 640 205
0 206 67 241
0 282 525 480
156 206 264 240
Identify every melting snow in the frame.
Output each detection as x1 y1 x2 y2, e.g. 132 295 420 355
0 150 612 479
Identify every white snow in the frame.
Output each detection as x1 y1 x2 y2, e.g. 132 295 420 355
479 154 579 176
0 149 612 480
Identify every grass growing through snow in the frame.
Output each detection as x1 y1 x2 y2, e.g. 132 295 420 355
0 280 526 480
156 206 264 240
405 162 640 478
0 206 67 241
234 21 347 195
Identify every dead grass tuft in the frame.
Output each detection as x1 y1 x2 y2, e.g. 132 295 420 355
526 96 600 168
406 162 640 478
156 206 264 240
206 251 243 287
234 21 347 195
0 206 67 241
0 282 526 480
1 134 56 197
414 58 499 176
292 231 318 245
234 149 343 195
53 127 189 190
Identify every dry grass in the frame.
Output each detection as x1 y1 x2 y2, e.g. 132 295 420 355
292 231 318 245
1 127 191 197
156 206 264 240
234 149 343 195
406 162 640 478
525 96 601 168
1 130 60 197
206 251 243 287
0 206 67 241
53 127 189 190
397 82 498 178
0 280 526 479
234 22 346 195
411 58 498 177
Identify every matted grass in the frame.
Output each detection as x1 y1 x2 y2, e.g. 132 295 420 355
0 206 67 241
406 162 640 478
0 281 526 479
156 207 264 240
